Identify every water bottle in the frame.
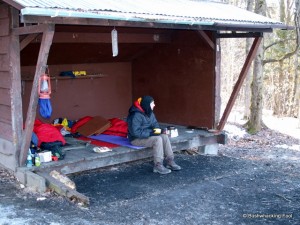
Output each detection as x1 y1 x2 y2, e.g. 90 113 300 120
26 150 33 167
35 153 41 167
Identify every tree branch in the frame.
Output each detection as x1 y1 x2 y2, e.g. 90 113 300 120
263 1 299 66
264 38 296 50
263 47 298 65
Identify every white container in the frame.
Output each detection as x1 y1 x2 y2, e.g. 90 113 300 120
38 151 52 163
170 129 179 138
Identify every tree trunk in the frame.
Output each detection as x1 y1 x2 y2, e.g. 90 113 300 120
295 0 300 127
247 0 266 133
273 60 285 116
244 0 255 120
248 40 264 133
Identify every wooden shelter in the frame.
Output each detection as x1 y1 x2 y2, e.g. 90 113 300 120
0 0 290 186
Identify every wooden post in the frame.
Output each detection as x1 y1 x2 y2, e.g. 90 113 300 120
214 32 221 128
10 7 23 168
19 24 55 166
217 36 262 131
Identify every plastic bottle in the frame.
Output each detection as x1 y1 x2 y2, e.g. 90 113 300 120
26 150 33 167
35 153 41 167
30 143 36 165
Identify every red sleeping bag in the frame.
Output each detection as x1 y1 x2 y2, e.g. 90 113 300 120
33 119 66 147
102 118 128 137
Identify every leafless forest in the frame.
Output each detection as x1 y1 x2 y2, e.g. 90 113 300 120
219 0 299 131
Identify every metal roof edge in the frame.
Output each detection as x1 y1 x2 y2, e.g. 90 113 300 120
21 7 215 26
215 22 294 31
20 7 293 32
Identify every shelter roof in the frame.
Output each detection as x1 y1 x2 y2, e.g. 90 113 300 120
3 0 291 31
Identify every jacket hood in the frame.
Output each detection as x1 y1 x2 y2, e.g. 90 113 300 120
140 96 154 116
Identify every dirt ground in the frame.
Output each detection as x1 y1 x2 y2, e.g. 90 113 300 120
0 122 299 225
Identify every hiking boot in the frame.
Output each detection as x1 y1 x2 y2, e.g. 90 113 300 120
153 163 171 175
166 160 182 171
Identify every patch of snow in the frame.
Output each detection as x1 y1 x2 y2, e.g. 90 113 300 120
275 144 300 151
223 108 300 140
37 197 47 201
224 124 247 140
263 116 300 140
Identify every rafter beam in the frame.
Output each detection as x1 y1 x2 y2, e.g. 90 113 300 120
33 32 171 44
20 33 39 50
216 32 263 38
12 24 49 35
197 30 215 49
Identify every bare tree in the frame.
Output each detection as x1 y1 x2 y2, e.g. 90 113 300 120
263 0 299 117
295 0 300 127
246 0 266 133
244 0 255 120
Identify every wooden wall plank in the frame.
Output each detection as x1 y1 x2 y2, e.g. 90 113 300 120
0 104 11 122
0 36 9 53
0 71 11 88
0 3 9 19
0 121 13 141
0 18 9 36
133 30 215 128
0 54 10 71
0 88 10 105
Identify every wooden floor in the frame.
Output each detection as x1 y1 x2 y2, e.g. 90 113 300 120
26 124 226 175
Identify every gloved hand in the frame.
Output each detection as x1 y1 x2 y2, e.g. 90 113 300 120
150 131 160 136
150 128 161 136
153 128 161 134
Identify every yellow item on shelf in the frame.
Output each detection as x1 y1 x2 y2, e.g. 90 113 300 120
61 118 68 128
73 71 87 76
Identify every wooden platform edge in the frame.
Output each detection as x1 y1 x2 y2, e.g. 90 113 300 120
36 171 90 206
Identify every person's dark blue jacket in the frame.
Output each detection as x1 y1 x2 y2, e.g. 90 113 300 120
127 97 160 141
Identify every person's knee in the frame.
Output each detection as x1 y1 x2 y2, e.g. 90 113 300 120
151 136 163 146
161 134 169 140
160 134 170 143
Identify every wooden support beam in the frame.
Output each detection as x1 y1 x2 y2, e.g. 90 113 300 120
10 7 23 167
20 34 39 50
32 32 171 44
197 30 215 49
12 24 49 35
216 32 263 38
217 36 262 131
214 35 221 128
20 24 55 166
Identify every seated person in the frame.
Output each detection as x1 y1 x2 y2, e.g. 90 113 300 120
127 95 181 175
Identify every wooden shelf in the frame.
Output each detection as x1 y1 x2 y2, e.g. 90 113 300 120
21 74 107 81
